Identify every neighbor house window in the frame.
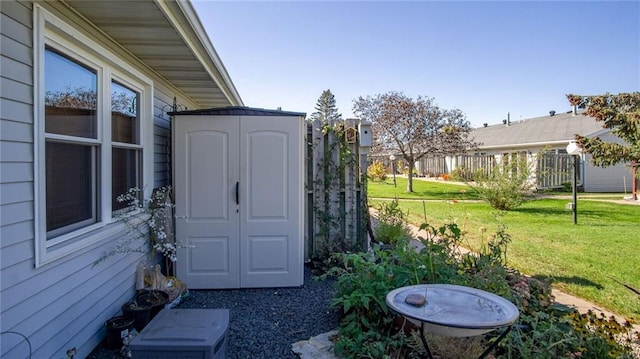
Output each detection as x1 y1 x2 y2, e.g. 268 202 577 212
35 5 153 265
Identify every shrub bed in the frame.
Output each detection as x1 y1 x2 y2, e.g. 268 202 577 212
322 218 639 358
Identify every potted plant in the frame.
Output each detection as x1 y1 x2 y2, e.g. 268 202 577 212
121 300 152 332
93 186 191 291
105 316 135 349
135 289 170 319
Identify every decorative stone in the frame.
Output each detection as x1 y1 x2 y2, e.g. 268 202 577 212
292 330 338 359
405 293 426 307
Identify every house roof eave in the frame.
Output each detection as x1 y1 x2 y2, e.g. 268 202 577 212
160 0 243 107
64 0 243 108
475 139 578 151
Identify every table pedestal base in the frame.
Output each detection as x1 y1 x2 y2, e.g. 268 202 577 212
418 322 512 359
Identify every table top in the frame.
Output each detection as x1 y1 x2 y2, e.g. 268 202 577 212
386 284 519 336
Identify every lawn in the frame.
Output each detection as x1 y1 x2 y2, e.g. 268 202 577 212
367 177 479 200
368 178 640 319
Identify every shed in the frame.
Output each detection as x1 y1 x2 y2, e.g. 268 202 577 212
170 107 306 289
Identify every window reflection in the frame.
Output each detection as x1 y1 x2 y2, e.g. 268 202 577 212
112 81 140 144
44 47 97 138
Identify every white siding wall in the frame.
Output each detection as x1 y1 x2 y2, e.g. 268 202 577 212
0 1 196 358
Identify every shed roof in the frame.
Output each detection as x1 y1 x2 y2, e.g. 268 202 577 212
66 0 243 108
471 111 605 149
170 106 306 117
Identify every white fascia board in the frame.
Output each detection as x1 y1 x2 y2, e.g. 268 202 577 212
156 0 244 107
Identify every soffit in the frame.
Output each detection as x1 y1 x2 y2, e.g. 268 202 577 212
65 0 242 108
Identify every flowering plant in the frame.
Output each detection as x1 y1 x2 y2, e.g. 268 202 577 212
94 186 190 276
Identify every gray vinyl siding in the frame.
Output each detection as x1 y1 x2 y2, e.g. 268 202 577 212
0 1 193 358
582 133 632 193
583 160 632 192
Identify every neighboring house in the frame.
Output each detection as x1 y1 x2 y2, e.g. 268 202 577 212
468 109 632 192
1 1 242 358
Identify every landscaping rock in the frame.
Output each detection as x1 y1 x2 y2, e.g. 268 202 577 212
291 330 338 359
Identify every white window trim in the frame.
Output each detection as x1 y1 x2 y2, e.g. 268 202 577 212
34 5 154 267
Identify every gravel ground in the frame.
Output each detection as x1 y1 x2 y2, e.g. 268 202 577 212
88 266 340 359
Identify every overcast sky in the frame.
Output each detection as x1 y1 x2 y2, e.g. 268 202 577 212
192 1 639 127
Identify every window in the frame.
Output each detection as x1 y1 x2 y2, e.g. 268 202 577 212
35 6 153 265
111 81 142 212
44 48 100 238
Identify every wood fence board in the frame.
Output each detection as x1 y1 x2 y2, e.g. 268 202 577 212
306 119 367 259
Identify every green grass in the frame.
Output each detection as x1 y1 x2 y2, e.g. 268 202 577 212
368 177 480 200
368 180 640 319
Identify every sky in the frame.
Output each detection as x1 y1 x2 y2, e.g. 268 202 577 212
191 1 639 128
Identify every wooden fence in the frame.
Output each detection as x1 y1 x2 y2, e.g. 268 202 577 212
414 154 495 178
306 119 368 260
378 152 578 189
536 152 579 189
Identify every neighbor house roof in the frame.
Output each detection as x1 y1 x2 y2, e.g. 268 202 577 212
471 110 606 149
66 0 243 108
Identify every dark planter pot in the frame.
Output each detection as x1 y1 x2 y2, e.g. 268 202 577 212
105 316 135 349
121 302 152 332
379 243 394 251
135 290 170 319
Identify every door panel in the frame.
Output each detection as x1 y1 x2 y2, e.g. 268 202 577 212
247 235 288 271
240 117 303 287
175 116 240 289
247 132 288 220
188 236 230 272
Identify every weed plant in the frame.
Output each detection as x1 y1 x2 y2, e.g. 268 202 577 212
373 199 412 245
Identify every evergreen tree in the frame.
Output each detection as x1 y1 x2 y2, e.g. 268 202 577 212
569 92 640 198
310 89 342 123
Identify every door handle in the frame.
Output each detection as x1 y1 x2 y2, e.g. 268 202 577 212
235 182 239 205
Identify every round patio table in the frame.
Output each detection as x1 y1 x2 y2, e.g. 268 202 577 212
386 284 519 359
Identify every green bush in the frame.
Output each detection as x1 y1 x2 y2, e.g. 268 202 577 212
324 222 463 359
367 161 388 182
472 157 534 210
374 199 412 245
450 166 474 182
323 215 640 359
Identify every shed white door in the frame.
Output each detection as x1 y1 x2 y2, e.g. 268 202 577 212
174 115 303 289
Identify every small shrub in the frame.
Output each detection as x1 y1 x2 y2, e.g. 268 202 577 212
402 167 418 176
374 199 412 245
450 166 474 182
367 160 388 182
374 221 410 245
471 156 534 210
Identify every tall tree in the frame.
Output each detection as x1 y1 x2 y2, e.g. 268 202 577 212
353 91 475 192
310 89 342 123
569 92 640 199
